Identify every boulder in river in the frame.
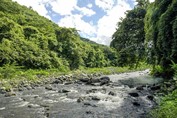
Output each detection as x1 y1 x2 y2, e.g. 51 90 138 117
128 92 139 97
79 78 90 83
147 95 154 101
132 102 140 106
45 86 53 90
100 76 110 86
108 91 116 96
59 89 70 93
91 96 100 101
150 85 161 91
4 92 16 97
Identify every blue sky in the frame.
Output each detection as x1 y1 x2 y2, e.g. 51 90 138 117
12 0 154 45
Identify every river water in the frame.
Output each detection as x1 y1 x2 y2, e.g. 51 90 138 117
0 70 163 118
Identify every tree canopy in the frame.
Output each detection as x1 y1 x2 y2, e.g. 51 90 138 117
110 0 149 67
145 0 177 76
0 0 118 70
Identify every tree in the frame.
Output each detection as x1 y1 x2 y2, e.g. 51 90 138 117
145 0 177 77
110 0 149 67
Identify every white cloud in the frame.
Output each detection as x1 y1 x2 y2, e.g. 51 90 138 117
12 0 50 19
12 0 133 45
58 15 96 37
50 0 77 15
87 3 93 8
95 0 115 12
76 7 96 16
93 0 131 45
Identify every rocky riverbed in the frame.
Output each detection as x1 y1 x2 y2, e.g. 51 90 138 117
0 70 163 118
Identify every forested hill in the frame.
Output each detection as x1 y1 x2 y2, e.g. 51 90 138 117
0 0 118 70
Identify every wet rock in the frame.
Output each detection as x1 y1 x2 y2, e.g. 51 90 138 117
100 76 110 86
4 92 16 97
90 78 100 83
34 95 39 98
132 102 140 106
28 104 39 108
45 86 53 90
86 111 93 114
129 92 139 97
147 95 154 101
86 89 97 94
84 102 92 106
0 87 7 94
77 97 84 103
91 96 100 101
79 78 90 83
52 79 63 84
64 82 73 85
59 89 70 93
136 86 144 91
91 83 100 86
108 91 116 96
18 87 24 91
150 85 161 91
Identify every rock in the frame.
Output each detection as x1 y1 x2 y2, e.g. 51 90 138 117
79 78 90 83
18 87 24 91
150 85 161 91
0 87 7 94
136 86 144 90
91 83 100 86
147 95 154 101
84 102 91 106
91 96 100 101
4 92 16 97
77 97 84 103
90 78 100 83
108 91 116 96
52 79 62 84
100 76 110 86
34 95 39 98
64 82 73 85
59 89 70 93
132 102 140 106
27 104 40 108
86 89 97 94
128 92 139 97
86 111 93 114
45 86 53 90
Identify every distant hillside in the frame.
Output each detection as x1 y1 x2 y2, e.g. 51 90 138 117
0 0 118 70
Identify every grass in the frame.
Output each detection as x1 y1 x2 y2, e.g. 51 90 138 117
150 62 177 118
0 63 150 90
150 89 177 118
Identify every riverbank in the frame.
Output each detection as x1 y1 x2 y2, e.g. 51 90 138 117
0 70 162 118
0 65 149 91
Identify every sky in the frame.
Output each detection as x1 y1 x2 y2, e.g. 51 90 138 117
12 0 154 45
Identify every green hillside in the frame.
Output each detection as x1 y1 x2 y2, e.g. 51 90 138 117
0 0 118 70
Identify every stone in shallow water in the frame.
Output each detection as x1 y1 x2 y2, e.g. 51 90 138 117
132 102 140 106
4 92 16 97
45 86 53 90
91 96 100 101
147 95 154 101
58 89 70 93
128 92 139 97
108 91 116 96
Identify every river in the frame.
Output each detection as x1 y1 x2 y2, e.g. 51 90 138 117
0 70 163 118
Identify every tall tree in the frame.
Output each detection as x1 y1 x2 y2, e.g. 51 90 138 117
110 0 149 67
145 0 177 77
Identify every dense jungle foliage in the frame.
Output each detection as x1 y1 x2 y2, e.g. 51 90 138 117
111 0 177 117
0 0 118 70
